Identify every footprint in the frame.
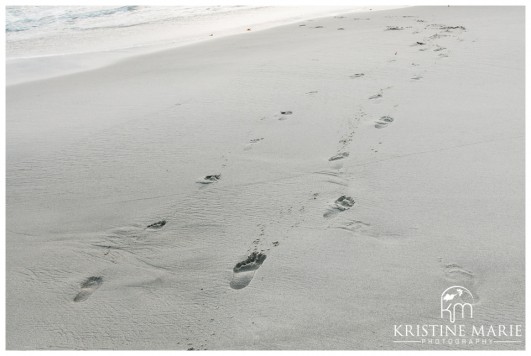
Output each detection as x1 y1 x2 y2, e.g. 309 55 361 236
440 25 466 31
443 263 478 300
369 92 383 100
329 152 350 169
74 276 103 302
244 138 264 151
385 26 404 31
197 174 221 184
328 152 350 161
147 220 166 229
374 116 394 129
324 195 355 218
333 195 355 210
230 252 267 290
278 110 293 121
444 263 475 285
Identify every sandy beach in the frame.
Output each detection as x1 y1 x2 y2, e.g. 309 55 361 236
6 6 525 350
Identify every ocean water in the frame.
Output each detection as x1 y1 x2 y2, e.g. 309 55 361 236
6 6 384 59
8 5 384 84
6 6 255 57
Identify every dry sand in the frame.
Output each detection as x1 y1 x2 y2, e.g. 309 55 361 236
6 6 524 350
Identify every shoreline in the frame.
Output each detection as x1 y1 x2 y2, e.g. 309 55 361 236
6 6 404 86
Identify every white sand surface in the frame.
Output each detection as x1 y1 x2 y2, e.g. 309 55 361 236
6 6 524 350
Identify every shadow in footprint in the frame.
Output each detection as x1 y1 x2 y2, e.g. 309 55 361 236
375 116 394 129
197 174 221 184
324 195 355 218
329 152 350 169
278 111 293 121
328 152 349 161
244 138 264 151
230 252 266 290
369 91 383 100
445 264 475 284
74 276 103 302
147 220 166 229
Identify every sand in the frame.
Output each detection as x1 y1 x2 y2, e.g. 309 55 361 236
6 6 525 350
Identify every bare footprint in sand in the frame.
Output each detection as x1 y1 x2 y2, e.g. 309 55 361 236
369 92 383 100
278 110 293 121
196 174 221 184
324 195 355 218
385 26 404 31
244 138 264 150
74 276 103 302
230 252 267 290
328 152 350 169
444 263 475 285
375 116 394 129
443 263 479 301
147 220 166 229
328 152 350 161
